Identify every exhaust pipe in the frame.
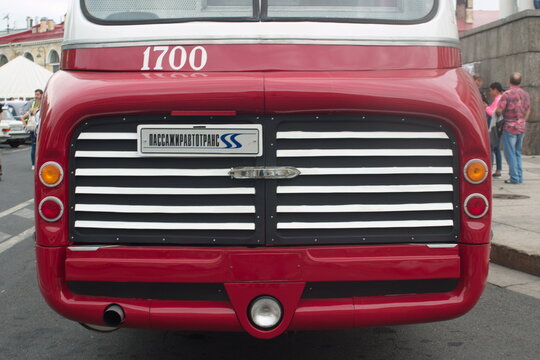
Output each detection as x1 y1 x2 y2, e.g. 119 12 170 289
80 322 119 333
103 304 125 327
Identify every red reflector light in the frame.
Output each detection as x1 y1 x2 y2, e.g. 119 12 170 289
39 197 64 222
464 194 489 219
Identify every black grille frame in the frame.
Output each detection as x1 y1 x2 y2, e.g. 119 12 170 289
68 114 460 246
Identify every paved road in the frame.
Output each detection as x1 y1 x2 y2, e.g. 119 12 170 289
1 145 539 360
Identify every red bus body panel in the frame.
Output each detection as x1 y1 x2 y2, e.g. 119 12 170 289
37 244 488 339
61 45 461 72
36 44 490 338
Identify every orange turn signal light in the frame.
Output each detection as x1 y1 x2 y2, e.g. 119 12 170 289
39 162 64 187
464 159 488 184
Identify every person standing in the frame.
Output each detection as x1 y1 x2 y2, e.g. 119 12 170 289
473 74 488 107
496 73 531 184
0 106 3 181
485 82 504 177
20 89 43 170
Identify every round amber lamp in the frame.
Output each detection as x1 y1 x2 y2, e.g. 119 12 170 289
464 159 488 184
39 162 63 187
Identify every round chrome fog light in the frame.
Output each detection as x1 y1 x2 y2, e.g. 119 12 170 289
249 296 283 330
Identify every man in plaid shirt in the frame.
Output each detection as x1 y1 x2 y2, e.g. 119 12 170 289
496 73 531 184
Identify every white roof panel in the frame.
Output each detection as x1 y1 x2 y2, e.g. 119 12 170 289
64 0 459 49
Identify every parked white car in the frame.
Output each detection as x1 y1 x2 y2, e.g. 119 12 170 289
0 106 30 147
0 121 9 143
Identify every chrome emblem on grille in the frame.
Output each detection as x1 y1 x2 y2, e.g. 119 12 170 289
229 167 301 179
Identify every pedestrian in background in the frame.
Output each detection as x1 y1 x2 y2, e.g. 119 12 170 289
485 82 504 178
20 89 43 171
0 106 3 181
473 74 488 107
496 73 531 184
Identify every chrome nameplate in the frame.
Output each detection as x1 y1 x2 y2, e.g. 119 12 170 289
137 124 262 157
229 167 301 180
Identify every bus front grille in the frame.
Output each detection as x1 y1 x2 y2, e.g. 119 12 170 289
69 114 458 246
69 115 264 245
269 115 459 245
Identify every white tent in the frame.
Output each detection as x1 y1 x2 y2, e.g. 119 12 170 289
0 56 53 99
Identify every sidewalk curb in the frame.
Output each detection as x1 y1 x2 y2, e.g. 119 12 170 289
491 243 540 277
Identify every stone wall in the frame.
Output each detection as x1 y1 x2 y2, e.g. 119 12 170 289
460 10 540 155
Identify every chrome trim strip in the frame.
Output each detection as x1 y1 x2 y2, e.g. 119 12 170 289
277 131 449 139
277 149 453 158
277 203 454 213
75 168 230 177
277 219 453 230
75 186 255 195
78 132 137 140
426 244 458 248
75 204 256 214
75 220 255 231
277 184 453 194
63 38 461 50
297 167 453 175
229 166 300 179
67 245 119 251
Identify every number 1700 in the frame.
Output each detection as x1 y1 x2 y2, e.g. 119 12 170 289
141 46 208 71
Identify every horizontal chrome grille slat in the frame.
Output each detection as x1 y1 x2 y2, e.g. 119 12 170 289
75 220 255 231
75 186 255 195
277 185 453 194
76 167 454 177
77 149 453 159
277 149 453 158
75 151 139 158
277 220 454 230
276 131 449 139
75 204 256 214
297 167 453 175
75 168 230 177
277 203 454 213
78 132 137 140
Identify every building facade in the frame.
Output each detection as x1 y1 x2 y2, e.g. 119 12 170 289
0 18 63 73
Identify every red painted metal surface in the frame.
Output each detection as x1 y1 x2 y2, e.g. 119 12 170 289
36 244 489 338
149 300 241 331
289 240 489 330
170 110 237 116
35 71 265 248
35 45 490 337
61 45 461 72
36 67 490 248
64 245 460 283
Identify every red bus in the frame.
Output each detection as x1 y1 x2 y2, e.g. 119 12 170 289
36 0 491 339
